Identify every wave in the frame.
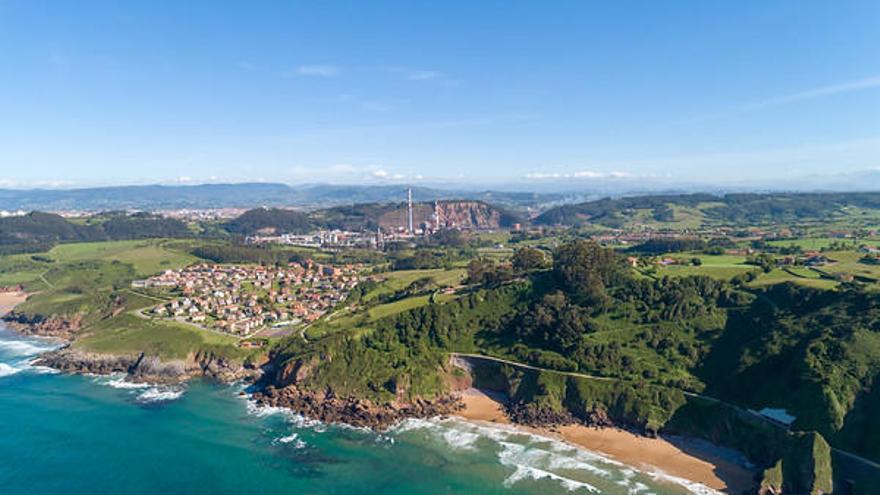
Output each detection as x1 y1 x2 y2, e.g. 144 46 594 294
390 417 727 495
505 462 600 493
0 362 21 377
244 398 326 431
136 386 185 403
97 375 152 390
89 373 186 404
646 469 723 495
0 338 59 358
273 433 307 449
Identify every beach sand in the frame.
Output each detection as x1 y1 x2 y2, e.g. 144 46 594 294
0 291 27 316
455 388 754 494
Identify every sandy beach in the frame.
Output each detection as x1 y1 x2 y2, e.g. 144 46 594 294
0 291 27 316
456 388 754 494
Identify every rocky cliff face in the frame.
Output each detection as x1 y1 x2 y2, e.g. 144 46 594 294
251 385 463 430
3 312 83 340
35 347 264 384
377 200 504 231
254 354 463 429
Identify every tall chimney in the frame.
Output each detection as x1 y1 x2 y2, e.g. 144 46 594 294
407 188 414 233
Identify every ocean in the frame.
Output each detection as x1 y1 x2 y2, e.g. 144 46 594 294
0 324 716 495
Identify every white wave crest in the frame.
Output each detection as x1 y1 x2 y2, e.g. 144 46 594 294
0 362 22 377
105 376 152 390
244 399 326 431
504 463 600 493
137 387 185 403
274 433 307 449
646 469 723 495
0 339 57 358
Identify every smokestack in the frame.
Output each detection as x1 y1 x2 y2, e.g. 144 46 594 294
407 188 414 233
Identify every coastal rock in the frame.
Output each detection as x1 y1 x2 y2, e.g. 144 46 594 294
3 312 83 340
34 347 264 384
506 401 576 427
251 385 464 430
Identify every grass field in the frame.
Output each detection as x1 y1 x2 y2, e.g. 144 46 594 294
651 254 754 280
303 267 467 339
0 239 198 289
748 268 839 290
764 237 875 251
45 240 199 277
74 313 246 360
363 268 465 302
814 251 880 283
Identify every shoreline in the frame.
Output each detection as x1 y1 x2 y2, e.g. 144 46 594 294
455 388 755 494
2 292 756 493
0 291 28 317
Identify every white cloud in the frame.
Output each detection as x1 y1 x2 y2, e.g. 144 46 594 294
371 169 389 179
295 64 339 77
525 170 634 180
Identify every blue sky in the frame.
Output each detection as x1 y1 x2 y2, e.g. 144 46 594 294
0 0 878 188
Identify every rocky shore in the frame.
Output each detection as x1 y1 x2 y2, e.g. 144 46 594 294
35 347 263 384
252 385 464 430
2 311 83 341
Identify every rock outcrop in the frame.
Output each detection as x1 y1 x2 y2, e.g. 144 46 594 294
35 347 264 384
251 385 463 430
3 312 83 340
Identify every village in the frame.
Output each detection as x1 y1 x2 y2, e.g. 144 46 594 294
133 261 361 337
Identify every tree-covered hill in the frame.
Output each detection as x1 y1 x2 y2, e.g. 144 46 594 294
534 191 880 228
0 211 191 253
269 240 880 491
222 207 314 235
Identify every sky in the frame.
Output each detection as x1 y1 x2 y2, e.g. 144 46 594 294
0 0 879 189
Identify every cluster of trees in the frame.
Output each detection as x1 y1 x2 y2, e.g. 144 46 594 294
190 244 303 265
0 211 191 251
746 252 777 272
466 258 514 287
222 207 313 235
630 237 706 254
534 194 715 227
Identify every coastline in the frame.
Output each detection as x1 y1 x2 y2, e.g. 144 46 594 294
0 291 28 316
2 290 757 493
455 388 754 494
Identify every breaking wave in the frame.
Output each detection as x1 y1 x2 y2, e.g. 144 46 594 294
136 387 185 403
0 328 62 379
0 362 21 377
390 417 722 495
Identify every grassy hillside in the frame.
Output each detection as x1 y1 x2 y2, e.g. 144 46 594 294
2 240 247 362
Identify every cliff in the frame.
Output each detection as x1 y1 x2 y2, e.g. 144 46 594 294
35 347 264 384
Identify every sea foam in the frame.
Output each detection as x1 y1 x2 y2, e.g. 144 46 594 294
0 362 21 377
137 387 185 403
390 416 723 495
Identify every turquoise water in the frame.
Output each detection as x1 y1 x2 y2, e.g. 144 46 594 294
0 325 711 495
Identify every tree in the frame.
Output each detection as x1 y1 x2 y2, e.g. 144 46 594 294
553 241 624 306
467 258 513 287
512 247 549 272
746 253 776 273
516 291 592 352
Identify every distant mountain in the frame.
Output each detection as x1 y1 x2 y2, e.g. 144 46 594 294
0 183 565 212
